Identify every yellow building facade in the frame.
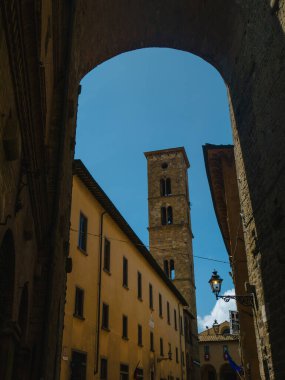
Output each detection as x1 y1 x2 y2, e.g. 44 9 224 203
60 160 189 380
199 322 240 380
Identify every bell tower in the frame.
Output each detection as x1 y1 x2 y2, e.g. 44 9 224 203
145 147 200 379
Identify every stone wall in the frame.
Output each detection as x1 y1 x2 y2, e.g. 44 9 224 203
0 0 285 378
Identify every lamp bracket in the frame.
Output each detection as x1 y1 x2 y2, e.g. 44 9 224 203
217 294 254 307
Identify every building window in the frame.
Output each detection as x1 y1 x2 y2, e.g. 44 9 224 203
137 272 142 300
160 178 172 196
149 284 153 309
164 259 175 279
184 315 187 343
170 259 175 279
167 206 173 224
223 345 228 360
176 347 179 363
204 345 210 361
71 351 87 380
123 257 128 288
174 309 177 330
166 178 171 195
150 331 154 352
167 302 170 324
120 364 129 380
162 205 173 225
103 238 111 272
102 303 109 330
74 287 84 318
181 351 185 366
222 328 230 335
160 338 164 356
135 368 143 380
168 343 172 360
159 293 163 317
138 324 142 346
122 315 128 339
78 213 88 251
184 317 189 343
100 358 108 380
180 316 183 335
161 207 167 225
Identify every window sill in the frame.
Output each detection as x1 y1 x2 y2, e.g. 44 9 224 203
138 297 143 302
123 285 129 290
122 336 129 341
150 307 154 311
101 326 110 332
73 314 85 321
150 349 155 353
103 268 111 276
138 344 143 348
159 315 163 319
77 246 88 256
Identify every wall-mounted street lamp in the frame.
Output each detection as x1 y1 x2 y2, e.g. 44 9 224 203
208 270 254 307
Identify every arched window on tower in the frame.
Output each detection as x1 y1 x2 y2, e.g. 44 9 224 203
160 178 172 196
170 259 175 280
161 207 167 225
166 178 171 195
167 207 173 224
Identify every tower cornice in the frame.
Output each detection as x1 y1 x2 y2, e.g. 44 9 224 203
144 147 190 168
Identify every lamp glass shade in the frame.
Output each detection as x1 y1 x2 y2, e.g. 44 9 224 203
209 270 223 296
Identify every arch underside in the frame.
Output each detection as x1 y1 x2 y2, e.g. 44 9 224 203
74 0 245 82
201 364 217 380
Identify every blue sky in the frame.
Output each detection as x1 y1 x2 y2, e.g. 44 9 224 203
75 48 236 329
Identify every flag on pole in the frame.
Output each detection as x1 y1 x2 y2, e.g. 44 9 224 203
224 351 243 374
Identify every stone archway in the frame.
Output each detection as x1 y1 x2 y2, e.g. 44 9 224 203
220 363 237 380
201 364 217 380
60 4 284 378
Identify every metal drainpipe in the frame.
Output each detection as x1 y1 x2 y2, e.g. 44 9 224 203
178 303 184 380
94 211 107 375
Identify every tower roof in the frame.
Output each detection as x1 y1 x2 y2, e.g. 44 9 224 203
144 147 190 168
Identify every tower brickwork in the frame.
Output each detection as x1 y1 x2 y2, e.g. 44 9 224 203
145 147 200 380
